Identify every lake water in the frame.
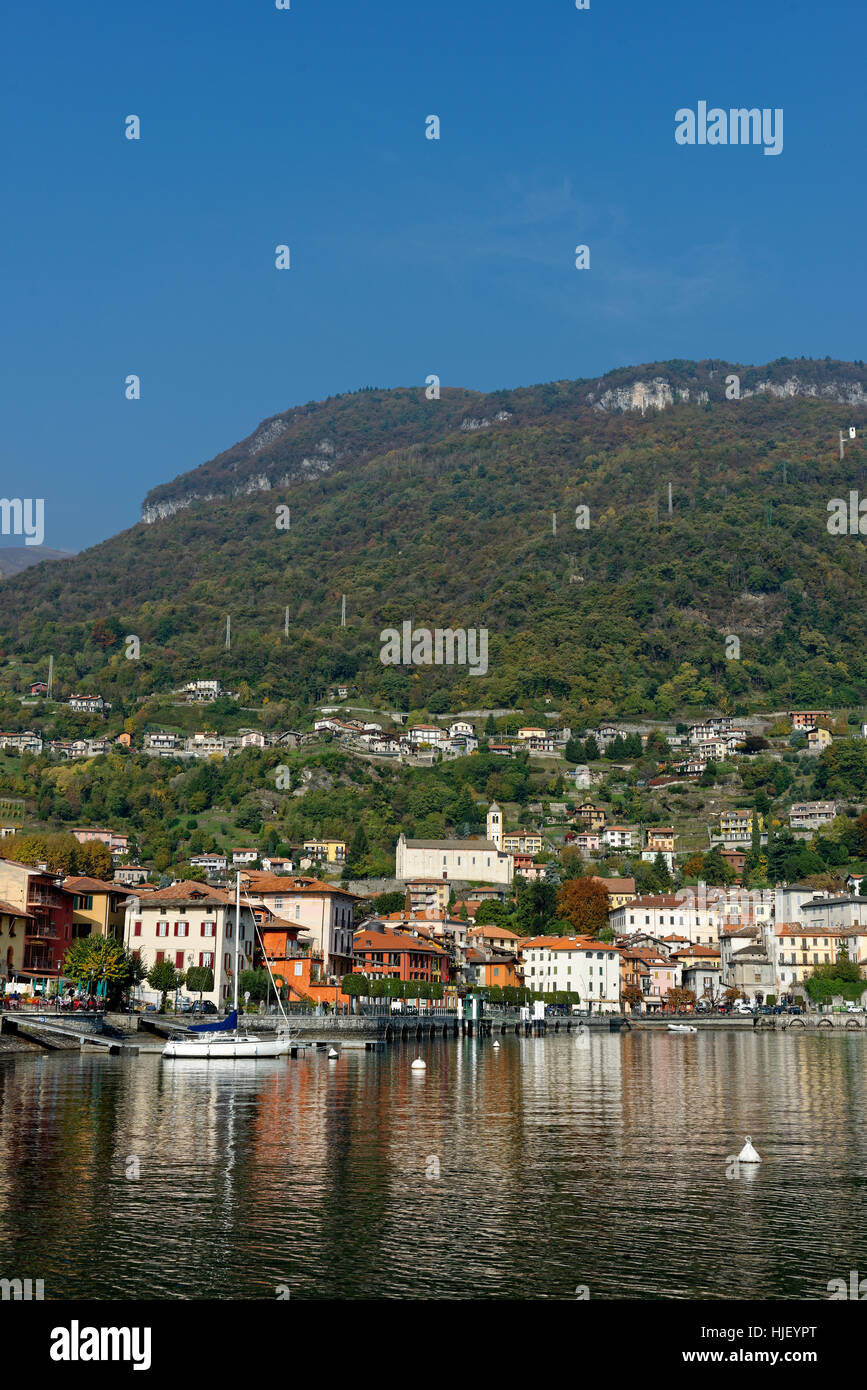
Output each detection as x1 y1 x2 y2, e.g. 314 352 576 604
1 1030 865 1301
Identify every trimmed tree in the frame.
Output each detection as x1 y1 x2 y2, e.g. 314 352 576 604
147 960 183 1013
185 965 215 1010
341 973 369 1015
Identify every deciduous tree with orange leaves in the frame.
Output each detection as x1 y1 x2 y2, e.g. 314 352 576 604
556 877 610 936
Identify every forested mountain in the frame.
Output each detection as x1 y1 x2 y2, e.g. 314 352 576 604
3 356 867 723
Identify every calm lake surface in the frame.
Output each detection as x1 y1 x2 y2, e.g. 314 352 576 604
1 1030 865 1300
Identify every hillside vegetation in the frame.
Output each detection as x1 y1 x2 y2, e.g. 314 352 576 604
2 357 867 722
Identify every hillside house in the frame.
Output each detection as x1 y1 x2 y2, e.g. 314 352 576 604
67 694 107 714
789 709 831 730
789 801 837 831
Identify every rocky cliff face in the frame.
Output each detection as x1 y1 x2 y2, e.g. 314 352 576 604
586 374 867 413
140 360 867 523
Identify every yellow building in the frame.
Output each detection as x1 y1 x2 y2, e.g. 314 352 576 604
62 876 134 943
502 832 543 855
302 840 347 864
575 803 606 832
807 727 832 753
719 809 763 840
0 898 27 982
646 827 676 853
590 876 636 910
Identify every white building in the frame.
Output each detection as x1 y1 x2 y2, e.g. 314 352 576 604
260 856 294 874
190 853 228 874
640 848 675 872
395 833 513 886
0 731 43 754
449 721 475 739
611 886 775 948
603 825 635 850
182 680 222 702
189 732 224 755
67 694 106 713
486 803 503 849
519 935 621 1012
124 881 256 1008
232 848 259 866
145 732 182 752
799 895 867 931
406 724 447 746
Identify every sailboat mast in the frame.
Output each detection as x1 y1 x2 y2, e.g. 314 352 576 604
233 871 240 1014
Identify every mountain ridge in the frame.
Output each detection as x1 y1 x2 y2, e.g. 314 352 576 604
140 357 867 523
2 355 867 722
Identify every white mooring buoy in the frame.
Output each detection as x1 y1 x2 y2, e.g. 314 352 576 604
738 1135 761 1163
492 1041 500 1049
411 1057 427 1071
328 1048 338 1059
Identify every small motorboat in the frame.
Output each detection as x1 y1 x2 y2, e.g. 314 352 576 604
668 1023 697 1034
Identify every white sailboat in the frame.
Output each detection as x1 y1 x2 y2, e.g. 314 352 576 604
162 873 296 1060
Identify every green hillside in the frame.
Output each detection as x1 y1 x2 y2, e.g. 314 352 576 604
2 356 867 722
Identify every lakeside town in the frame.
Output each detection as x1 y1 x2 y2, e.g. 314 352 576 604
1 689 866 1024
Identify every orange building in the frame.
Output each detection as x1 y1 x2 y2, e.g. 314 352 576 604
353 925 450 984
257 913 350 1009
465 947 522 989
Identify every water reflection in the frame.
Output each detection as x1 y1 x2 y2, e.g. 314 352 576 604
0 1032 865 1300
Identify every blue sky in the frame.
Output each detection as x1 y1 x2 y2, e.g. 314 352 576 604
1 0 864 552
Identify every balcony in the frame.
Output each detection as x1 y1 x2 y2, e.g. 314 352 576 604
23 954 55 973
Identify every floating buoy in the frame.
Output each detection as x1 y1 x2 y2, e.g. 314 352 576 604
738 1135 761 1163
492 1041 500 1049
411 1057 426 1070
327 1048 338 1059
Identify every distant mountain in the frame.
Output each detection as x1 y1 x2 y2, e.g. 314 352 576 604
3 356 867 721
0 546 73 578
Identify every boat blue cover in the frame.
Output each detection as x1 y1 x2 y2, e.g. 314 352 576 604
188 1009 238 1033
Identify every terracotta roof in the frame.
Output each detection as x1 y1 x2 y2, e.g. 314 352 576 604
468 924 519 941
63 876 136 895
519 935 620 954
775 924 852 937
401 838 499 851
131 881 234 906
353 925 448 955
0 898 32 918
242 872 356 898
621 895 682 909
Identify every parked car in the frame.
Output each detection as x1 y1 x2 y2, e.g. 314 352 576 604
845 1002 863 1014
772 1005 785 1014
787 1005 802 1015
734 1002 754 1015
759 1006 773 1015
191 1001 218 1014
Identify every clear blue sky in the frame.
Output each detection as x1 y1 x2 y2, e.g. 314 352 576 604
1 0 864 552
